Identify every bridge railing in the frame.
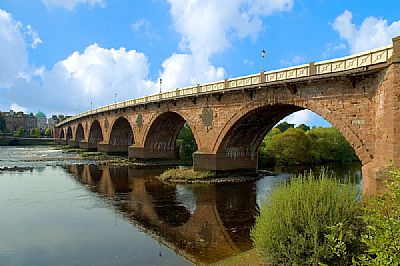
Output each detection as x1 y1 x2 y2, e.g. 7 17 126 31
56 44 394 127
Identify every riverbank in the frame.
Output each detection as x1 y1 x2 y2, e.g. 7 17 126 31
0 136 54 146
213 249 264 266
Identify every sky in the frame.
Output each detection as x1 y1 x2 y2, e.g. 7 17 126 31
0 0 399 127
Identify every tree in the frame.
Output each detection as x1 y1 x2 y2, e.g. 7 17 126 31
275 121 294 132
177 123 198 162
263 128 312 165
296 123 310 132
14 127 25 137
30 128 40 137
0 113 5 133
44 128 52 136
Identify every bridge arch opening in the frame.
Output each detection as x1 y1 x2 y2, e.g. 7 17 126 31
59 128 65 139
144 112 198 162
66 126 73 141
214 104 361 171
75 123 85 144
88 120 103 150
108 117 134 154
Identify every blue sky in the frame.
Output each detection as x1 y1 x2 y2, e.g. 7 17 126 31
0 0 399 127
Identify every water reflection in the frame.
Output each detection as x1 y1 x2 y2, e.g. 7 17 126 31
62 162 362 264
64 164 259 264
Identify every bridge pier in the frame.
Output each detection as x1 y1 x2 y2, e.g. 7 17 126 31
67 140 79 148
128 146 179 160
59 139 67 145
79 141 98 151
97 142 130 154
193 152 258 172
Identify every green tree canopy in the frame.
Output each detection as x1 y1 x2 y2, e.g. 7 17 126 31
296 123 310 131
275 121 294 132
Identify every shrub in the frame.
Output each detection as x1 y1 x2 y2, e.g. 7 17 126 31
251 171 364 265
357 168 400 265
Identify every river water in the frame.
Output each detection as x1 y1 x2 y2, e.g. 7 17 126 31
0 146 361 265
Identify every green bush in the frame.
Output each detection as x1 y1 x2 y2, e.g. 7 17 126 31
251 171 364 265
177 124 198 163
357 168 400 265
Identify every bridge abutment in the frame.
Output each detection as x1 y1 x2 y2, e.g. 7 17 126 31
79 141 98 151
193 152 258 172
128 146 179 160
67 140 79 148
97 142 130 154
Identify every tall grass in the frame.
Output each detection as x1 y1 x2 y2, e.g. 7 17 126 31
251 170 364 265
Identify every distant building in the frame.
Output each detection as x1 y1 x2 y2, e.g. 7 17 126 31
35 111 47 130
3 110 37 133
48 115 60 128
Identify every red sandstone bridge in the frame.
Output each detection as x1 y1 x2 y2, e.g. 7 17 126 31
54 36 400 195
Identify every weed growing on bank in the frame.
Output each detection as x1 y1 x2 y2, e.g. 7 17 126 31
251 171 364 265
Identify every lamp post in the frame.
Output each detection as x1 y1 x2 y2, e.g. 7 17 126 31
159 78 162 94
114 93 117 105
261 49 266 72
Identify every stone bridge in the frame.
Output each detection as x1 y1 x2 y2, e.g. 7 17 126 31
55 37 400 194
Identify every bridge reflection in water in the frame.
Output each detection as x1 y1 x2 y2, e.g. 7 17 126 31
64 164 257 264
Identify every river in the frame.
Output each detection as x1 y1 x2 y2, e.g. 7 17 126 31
0 146 361 265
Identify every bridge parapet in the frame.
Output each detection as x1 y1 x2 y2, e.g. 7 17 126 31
56 43 394 128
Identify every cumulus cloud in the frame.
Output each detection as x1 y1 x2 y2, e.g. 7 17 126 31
160 0 294 90
41 44 156 111
333 10 400 53
42 0 106 10
0 9 32 88
161 53 225 89
0 9 156 114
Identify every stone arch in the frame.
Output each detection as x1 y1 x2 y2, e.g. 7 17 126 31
59 128 65 139
66 126 73 141
88 120 103 146
142 111 199 159
214 100 372 165
108 117 134 153
75 123 85 143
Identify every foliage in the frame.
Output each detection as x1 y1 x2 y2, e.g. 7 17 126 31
275 121 294 132
0 113 5 132
14 127 25 137
251 171 364 265
159 168 214 182
259 126 359 165
30 128 41 137
44 128 52 136
297 123 310 131
177 123 198 162
356 168 400 265
261 128 312 165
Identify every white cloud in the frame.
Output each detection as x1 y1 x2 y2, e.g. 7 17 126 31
39 44 156 113
333 10 400 53
42 0 106 10
160 0 294 90
10 103 27 113
25 25 43 49
160 53 225 90
0 9 29 89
